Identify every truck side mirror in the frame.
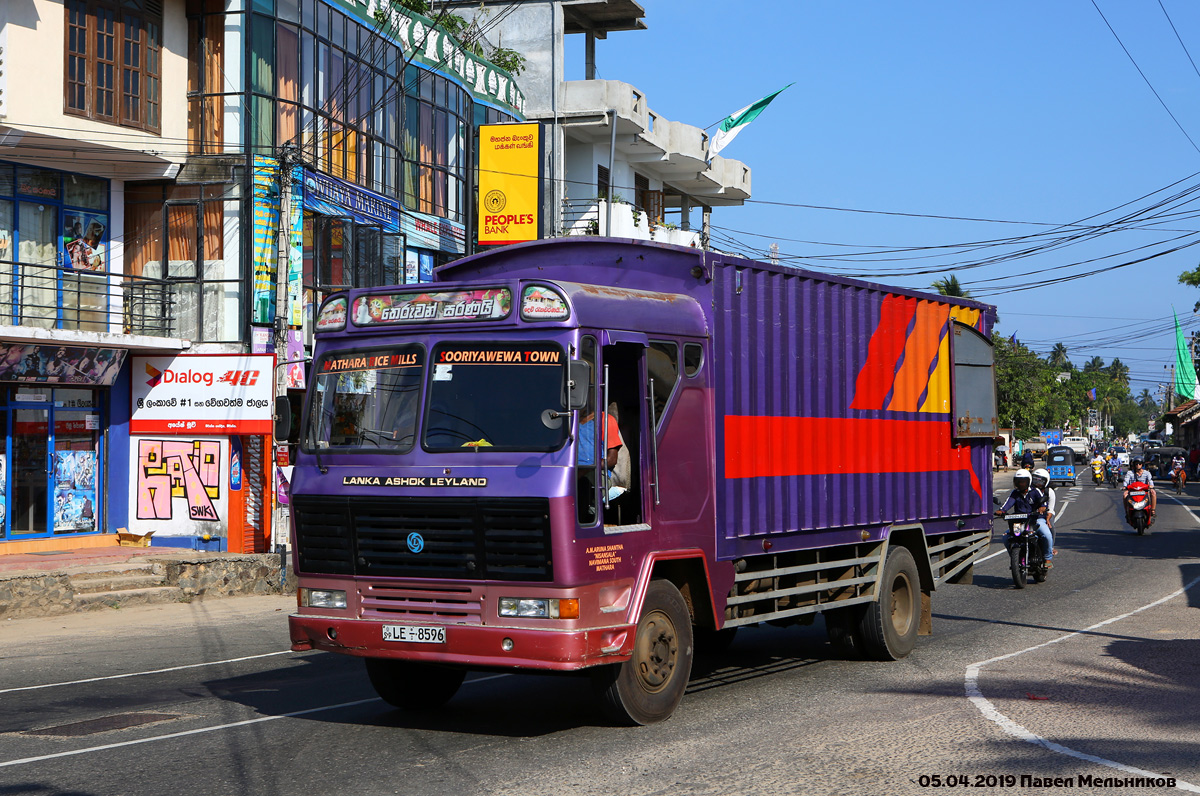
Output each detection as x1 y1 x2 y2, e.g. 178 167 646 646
274 396 292 441
567 360 591 410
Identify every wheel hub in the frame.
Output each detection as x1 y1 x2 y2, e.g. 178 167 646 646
636 612 677 691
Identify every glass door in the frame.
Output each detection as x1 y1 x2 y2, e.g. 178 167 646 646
6 387 102 538
12 405 49 536
52 395 100 534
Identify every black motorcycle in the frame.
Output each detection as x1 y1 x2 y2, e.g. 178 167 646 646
1105 464 1122 489
1001 511 1047 588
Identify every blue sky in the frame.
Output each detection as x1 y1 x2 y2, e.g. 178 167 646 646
564 0 1200 403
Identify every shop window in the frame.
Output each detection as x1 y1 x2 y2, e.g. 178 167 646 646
63 0 162 134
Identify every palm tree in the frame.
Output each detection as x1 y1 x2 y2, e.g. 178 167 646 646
931 275 972 298
1108 358 1130 389
1083 356 1106 374
1138 389 1157 412
1048 343 1070 369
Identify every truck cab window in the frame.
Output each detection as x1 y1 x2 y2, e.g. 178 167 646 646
576 336 598 525
647 341 679 430
306 346 424 452
683 343 704 377
424 342 569 452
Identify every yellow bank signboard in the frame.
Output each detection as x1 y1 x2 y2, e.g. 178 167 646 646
478 123 543 245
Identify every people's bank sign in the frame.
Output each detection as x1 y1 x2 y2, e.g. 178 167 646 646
130 355 274 435
329 0 526 116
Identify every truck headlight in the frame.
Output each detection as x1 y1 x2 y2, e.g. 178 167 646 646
300 588 346 609
498 597 579 619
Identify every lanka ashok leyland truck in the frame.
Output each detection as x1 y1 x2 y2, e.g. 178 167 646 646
288 237 997 725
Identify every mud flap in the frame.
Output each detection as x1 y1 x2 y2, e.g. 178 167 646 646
919 589 932 636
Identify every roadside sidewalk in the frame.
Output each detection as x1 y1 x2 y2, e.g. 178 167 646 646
0 544 295 621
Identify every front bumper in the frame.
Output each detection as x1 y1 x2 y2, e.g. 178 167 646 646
289 614 636 671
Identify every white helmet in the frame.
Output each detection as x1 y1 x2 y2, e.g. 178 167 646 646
1014 468 1032 489
1032 468 1051 489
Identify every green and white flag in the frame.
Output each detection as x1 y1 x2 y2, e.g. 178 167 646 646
708 83 794 161
1175 307 1198 401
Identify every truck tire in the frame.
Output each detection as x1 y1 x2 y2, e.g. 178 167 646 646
858 546 920 661
365 658 465 710
592 579 694 725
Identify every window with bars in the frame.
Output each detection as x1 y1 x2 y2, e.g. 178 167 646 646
64 0 162 133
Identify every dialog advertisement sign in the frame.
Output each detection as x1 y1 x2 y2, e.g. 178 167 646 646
351 288 511 326
478 123 543 245
131 355 275 434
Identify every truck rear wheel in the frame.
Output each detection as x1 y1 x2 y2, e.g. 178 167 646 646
365 658 465 710
592 579 694 725
858 546 920 661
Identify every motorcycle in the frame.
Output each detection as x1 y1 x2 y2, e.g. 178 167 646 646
1091 461 1104 485
1172 465 1187 495
1106 463 1122 489
1125 480 1152 535
1001 511 1048 588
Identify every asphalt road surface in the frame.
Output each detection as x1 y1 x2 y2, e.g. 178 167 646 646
2 476 1198 796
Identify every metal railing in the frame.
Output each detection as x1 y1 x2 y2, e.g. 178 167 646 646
0 259 177 337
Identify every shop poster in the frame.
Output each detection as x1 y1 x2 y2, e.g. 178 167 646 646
62 212 107 271
54 450 97 532
0 344 125 385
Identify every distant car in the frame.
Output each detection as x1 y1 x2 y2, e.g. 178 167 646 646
1113 446 1130 465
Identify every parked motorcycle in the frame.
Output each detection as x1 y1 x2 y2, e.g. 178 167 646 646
1125 479 1152 535
1001 511 1047 588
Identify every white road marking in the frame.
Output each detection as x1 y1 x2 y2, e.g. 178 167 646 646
0 651 296 695
0 697 383 769
0 670 510 769
966 522 1200 791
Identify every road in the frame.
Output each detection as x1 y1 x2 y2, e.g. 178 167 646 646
2 477 1198 796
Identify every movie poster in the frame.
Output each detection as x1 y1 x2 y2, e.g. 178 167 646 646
0 344 125 385
54 450 97 532
63 212 107 271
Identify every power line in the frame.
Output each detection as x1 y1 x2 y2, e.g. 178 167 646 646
1090 0 1200 156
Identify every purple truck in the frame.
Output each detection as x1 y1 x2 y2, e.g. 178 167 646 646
289 237 997 724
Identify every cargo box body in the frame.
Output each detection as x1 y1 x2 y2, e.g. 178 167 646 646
437 237 997 560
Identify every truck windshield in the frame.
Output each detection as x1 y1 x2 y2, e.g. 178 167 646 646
424 341 568 452
307 346 424 451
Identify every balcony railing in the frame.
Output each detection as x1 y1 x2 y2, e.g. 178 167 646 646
560 198 701 247
0 260 177 337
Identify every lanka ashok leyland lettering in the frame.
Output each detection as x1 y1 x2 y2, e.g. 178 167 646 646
288 237 998 725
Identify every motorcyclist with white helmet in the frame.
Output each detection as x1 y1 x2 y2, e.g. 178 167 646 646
1030 468 1057 567
994 468 1047 530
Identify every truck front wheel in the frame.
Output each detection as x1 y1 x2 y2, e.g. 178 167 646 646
858 546 920 661
592 579 694 725
365 658 465 710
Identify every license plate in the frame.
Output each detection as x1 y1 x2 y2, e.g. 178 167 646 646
1004 513 1029 520
382 625 446 644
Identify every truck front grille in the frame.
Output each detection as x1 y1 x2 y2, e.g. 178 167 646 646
292 496 553 581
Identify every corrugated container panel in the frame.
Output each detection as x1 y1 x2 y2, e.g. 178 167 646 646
714 262 989 551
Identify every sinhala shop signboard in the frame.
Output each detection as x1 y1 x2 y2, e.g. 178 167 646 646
131 355 274 434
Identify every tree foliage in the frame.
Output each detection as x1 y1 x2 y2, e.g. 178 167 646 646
995 338 1155 440
374 0 527 76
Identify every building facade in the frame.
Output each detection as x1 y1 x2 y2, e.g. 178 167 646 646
447 0 750 247
0 0 522 553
